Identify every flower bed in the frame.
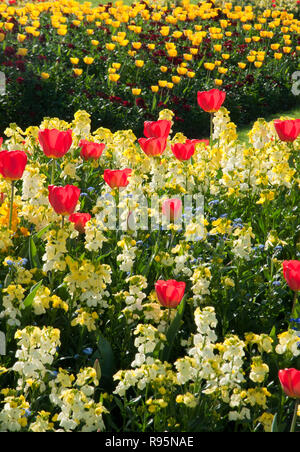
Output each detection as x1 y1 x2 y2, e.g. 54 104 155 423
0 91 299 431
0 0 299 137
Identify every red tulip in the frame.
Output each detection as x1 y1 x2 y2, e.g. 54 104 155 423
38 128 72 158
155 279 186 308
162 198 182 222
143 120 171 138
69 212 91 233
103 169 132 188
171 140 198 161
79 139 105 160
283 260 300 291
138 137 167 156
193 139 209 147
0 138 3 147
278 368 300 398
48 184 80 216
273 119 300 143
197 88 226 113
0 150 27 181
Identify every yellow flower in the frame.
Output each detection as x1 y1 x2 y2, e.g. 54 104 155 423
160 66 168 73
70 57 79 65
204 62 215 71
177 66 188 75
17 33 26 43
274 53 282 60
132 88 141 95
109 73 120 82
135 60 144 68
254 61 262 68
83 57 94 65
158 80 167 88
187 71 195 78
238 62 246 69
91 40 99 46
160 26 169 36
214 44 222 52
168 49 178 58
147 44 155 50
132 42 141 50
4 22 14 31
57 28 67 36
112 63 121 70
172 75 181 84
41 72 50 80
247 55 255 63
73 68 83 76
214 79 223 86
151 85 159 93
222 53 230 60
106 43 115 51
16 48 28 57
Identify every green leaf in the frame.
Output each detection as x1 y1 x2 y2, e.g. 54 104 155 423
271 413 279 432
160 297 186 362
92 335 116 391
28 236 41 269
33 223 52 240
23 280 43 308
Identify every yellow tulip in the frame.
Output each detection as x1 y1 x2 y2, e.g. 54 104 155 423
109 73 120 82
41 72 50 80
70 58 79 65
151 85 159 93
106 43 115 51
132 88 141 96
172 76 181 84
83 57 94 65
135 60 144 68
16 48 28 57
17 33 26 43
214 79 223 86
73 68 83 76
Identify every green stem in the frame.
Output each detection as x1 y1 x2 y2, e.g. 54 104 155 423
210 113 214 146
8 180 14 231
291 291 298 318
51 159 55 185
62 215 65 228
290 400 298 432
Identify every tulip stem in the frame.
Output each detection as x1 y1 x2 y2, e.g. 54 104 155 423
290 400 298 432
292 292 298 318
62 215 65 228
210 113 214 147
168 307 171 326
51 159 55 185
8 180 14 231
